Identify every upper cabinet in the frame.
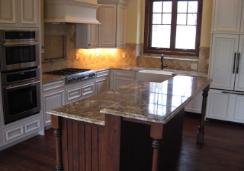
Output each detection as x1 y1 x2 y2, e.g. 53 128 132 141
76 24 99 48
97 4 117 47
98 2 127 48
0 0 16 24
0 0 40 28
76 0 127 48
212 0 242 33
20 0 39 26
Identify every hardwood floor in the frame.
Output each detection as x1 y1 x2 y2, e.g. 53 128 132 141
0 114 244 171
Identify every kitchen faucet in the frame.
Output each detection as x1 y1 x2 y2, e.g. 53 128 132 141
160 54 168 70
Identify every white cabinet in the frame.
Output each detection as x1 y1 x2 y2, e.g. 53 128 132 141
207 90 234 121
98 2 127 48
0 0 40 28
42 80 65 126
98 4 117 47
2 115 42 146
66 79 96 103
20 0 39 26
213 0 242 33
234 35 244 91
75 0 127 48
209 34 238 90
208 0 244 123
111 70 136 90
233 95 244 122
207 89 244 124
116 4 127 47
76 24 99 48
96 70 110 94
0 0 16 24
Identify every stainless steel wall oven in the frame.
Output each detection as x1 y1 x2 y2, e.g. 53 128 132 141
0 30 39 72
0 30 41 124
1 68 41 124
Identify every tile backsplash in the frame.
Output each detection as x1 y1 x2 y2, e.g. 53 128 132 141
42 24 209 73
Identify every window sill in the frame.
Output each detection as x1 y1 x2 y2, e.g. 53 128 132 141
141 54 199 62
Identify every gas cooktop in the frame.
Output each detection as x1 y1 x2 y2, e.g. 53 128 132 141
45 68 96 84
45 68 91 75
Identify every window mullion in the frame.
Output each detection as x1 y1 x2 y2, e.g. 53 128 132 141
170 0 177 50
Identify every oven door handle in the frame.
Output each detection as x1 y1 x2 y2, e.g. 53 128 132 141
5 81 40 90
1 42 39 47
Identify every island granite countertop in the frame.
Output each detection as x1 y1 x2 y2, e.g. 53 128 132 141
47 75 210 126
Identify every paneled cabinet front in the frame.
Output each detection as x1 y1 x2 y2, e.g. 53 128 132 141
43 90 65 126
207 89 233 121
213 0 242 33
209 34 239 90
20 0 39 26
0 0 16 24
42 80 65 126
0 0 40 27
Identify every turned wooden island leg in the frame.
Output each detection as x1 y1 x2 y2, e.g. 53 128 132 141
197 85 210 145
52 116 63 171
150 124 164 171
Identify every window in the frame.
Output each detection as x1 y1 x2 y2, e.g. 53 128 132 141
144 0 203 56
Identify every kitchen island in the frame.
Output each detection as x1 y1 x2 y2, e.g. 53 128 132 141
48 75 210 171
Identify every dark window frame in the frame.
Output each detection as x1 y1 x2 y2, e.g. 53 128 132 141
144 0 203 56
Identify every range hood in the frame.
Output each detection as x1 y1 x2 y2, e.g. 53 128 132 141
44 0 100 24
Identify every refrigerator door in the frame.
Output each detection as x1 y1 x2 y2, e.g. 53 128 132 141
234 35 244 91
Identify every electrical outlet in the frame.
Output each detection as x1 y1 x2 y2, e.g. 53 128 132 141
191 63 198 71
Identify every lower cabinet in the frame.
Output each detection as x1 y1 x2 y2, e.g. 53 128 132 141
66 79 96 104
42 79 97 127
232 95 244 123
43 90 65 126
0 114 42 149
206 89 244 123
42 80 65 127
96 70 110 94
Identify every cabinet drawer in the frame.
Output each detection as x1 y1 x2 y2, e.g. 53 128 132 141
82 83 96 97
43 80 65 92
24 120 40 133
5 126 24 142
67 87 82 102
97 70 110 78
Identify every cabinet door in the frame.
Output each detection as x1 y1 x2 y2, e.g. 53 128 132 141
20 0 39 26
234 35 244 91
207 89 234 121
116 5 126 47
209 34 238 90
240 1 244 33
43 90 65 126
0 0 16 24
96 78 109 94
233 95 244 123
98 5 117 47
213 0 242 33
88 24 99 48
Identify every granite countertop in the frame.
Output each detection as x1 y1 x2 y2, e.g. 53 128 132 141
42 66 208 84
47 75 210 126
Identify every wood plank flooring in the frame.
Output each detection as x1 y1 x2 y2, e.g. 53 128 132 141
0 114 244 171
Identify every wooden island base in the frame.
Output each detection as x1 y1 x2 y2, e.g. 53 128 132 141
52 109 185 171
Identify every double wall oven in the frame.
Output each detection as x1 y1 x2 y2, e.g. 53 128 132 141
0 30 41 124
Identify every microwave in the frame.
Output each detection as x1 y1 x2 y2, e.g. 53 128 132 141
0 30 40 71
